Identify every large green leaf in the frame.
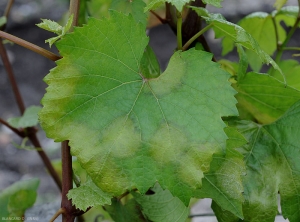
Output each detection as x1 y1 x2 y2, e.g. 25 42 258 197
234 72 300 124
0 179 39 220
39 11 237 205
133 183 189 222
196 126 246 219
228 101 300 221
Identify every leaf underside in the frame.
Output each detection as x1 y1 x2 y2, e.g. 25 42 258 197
39 11 237 206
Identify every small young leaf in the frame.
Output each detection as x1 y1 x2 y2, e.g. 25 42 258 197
0 16 7 28
274 6 300 27
133 183 190 222
36 14 73 47
229 101 300 221
234 72 300 124
67 177 112 211
0 179 39 219
274 0 287 10
39 11 238 205
8 105 41 128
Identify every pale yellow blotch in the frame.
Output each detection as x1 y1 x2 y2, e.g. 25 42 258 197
216 158 244 200
178 143 218 188
101 116 141 158
149 51 185 96
149 124 188 163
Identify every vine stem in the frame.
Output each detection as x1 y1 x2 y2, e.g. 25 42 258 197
182 24 213 51
0 31 61 61
49 208 66 222
0 118 24 137
0 40 25 114
60 1 81 222
176 10 183 50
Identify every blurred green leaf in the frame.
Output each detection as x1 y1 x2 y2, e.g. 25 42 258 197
0 179 39 220
8 106 41 128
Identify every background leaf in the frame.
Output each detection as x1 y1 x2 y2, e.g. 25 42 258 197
0 179 39 220
234 72 300 124
133 183 190 222
274 0 288 10
39 11 237 206
145 0 191 12
8 106 41 128
272 59 300 90
228 101 300 222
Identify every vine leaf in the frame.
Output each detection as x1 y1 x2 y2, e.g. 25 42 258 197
274 6 300 27
145 0 192 12
133 183 189 222
273 59 300 90
274 0 287 10
39 11 237 205
8 105 41 128
228 101 300 222
195 126 247 219
234 72 300 124
104 198 144 222
67 177 112 211
202 0 222 8
36 14 73 47
0 179 39 219
190 7 284 79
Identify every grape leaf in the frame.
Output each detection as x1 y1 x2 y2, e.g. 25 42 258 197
202 0 222 8
8 106 41 128
236 44 248 81
104 198 144 222
234 72 300 124
0 16 7 28
133 183 190 222
190 7 284 77
274 6 300 27
67 177 112 211
195 126 246 219
39 11 237 205
274 0 287 10
211 200 240 222
36 14 73 47
228 101 300 222
140 45 161 79
273 59 300 90
111 0 148 26
145 0 192 12
0 179 39 219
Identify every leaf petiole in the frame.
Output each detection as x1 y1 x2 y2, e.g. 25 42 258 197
176 10 183 50
182 23 213 51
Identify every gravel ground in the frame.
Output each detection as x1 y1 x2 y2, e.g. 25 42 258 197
0 0 298 221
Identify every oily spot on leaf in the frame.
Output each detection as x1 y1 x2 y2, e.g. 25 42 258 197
177 143 218 188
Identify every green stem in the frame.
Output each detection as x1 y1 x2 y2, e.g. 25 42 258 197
182 24 213 51
283 47 300 51
177 10 183 50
